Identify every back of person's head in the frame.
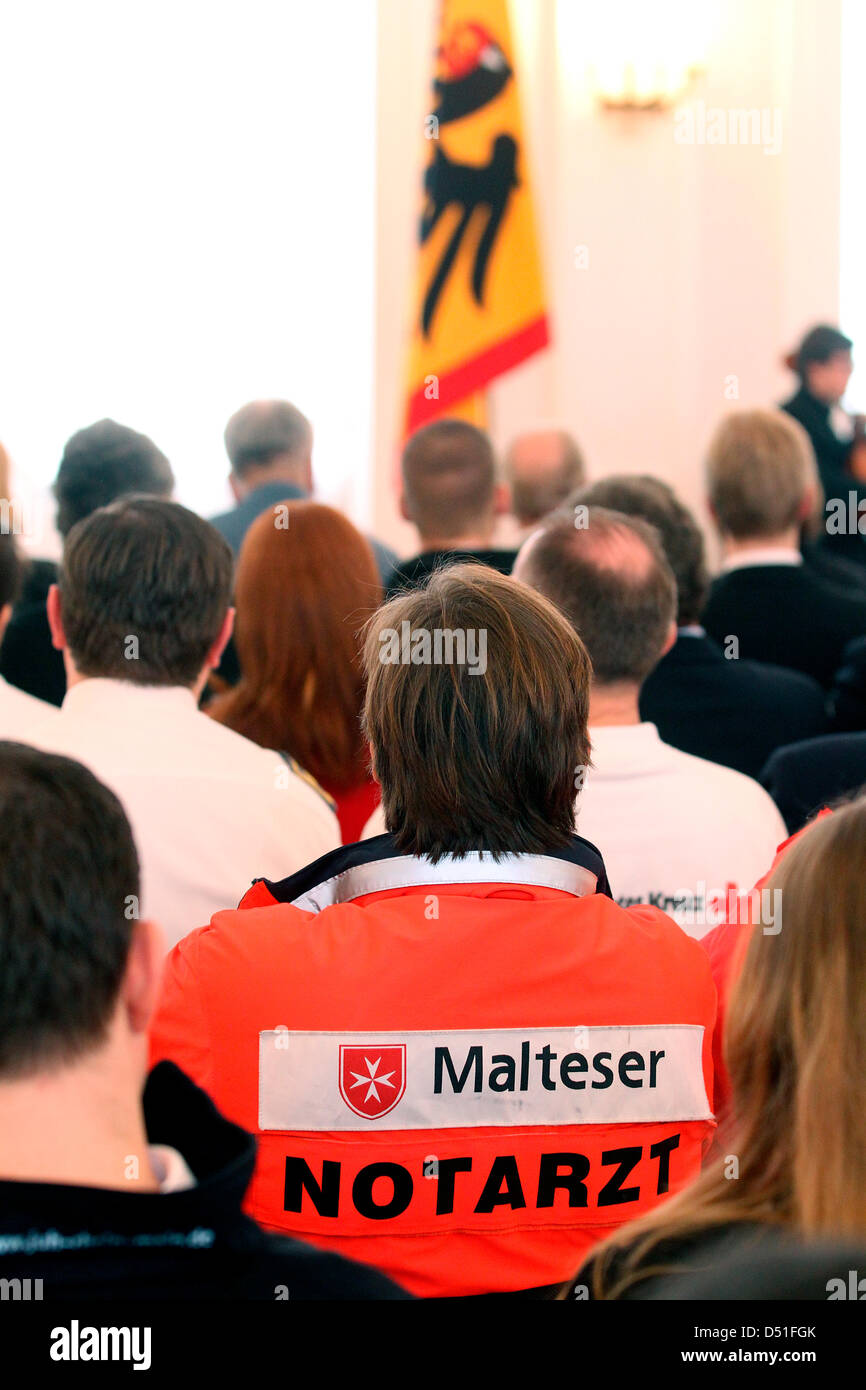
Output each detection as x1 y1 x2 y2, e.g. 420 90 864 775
224 400 312 480
401 419 497 543
0 532 22 615
57 497 233 688
504 428 586 526
706 409 820 541
363 564 592 860
787 323 852 381
571 476 707 628
209 500 382 787
54 420 174 539
0 741 141 1078
514 507 676 687
723 803 866 1232
584 800 866 1298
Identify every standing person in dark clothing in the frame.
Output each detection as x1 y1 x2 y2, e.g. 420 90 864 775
781 324 866 567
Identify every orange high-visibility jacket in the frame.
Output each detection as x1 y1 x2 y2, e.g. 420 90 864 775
149 835 717 1297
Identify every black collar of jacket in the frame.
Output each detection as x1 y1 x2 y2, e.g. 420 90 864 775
786 384 831 422
252 831 611 911
0 1062 255 1236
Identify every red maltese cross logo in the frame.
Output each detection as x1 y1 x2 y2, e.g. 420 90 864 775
339 1044 407 1120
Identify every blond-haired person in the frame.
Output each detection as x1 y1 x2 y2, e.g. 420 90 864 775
702 408 866 688
575 799 866 1298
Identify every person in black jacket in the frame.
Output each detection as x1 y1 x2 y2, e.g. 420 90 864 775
569 475 827 778
0 420 174 706
702 409 866 688
0 741 406 1301
760 730 866 833
386 419 516 597
781 324 866 569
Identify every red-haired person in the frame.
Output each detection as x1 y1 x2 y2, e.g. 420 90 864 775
208 500 382 843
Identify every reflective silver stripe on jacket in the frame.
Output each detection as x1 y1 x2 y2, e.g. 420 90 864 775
287 852 599 913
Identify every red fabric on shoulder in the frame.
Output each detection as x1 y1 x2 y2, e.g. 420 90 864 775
701 808 833 1118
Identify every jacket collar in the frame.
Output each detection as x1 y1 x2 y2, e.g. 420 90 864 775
255 831 610 912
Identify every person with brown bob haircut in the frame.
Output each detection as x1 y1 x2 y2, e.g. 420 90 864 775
208 500 383 843
574 799 866 1299
151 563 716 1300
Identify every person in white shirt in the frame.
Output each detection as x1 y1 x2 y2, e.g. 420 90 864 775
511 506 786 938
44 496 339 949
0 532 60 741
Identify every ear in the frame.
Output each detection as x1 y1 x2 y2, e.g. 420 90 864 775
205 607 235 671
122 918 166 1036
229 473 244 503
797 486 818 523
0 601 11 645
399 492 411 523
493 482 510 516
302 454 314 494
660 619 678 657
46 584 67 651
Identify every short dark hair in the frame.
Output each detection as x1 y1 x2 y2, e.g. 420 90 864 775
59 497 233 686
401 420 496 540
363 564 592 861
570 476 708 626
0 533 22 610
796 324 852 380
54 419 174 539
517 508 676 686
224 400 312 477
0 742 139 1078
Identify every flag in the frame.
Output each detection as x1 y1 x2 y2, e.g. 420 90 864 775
403 0 550 436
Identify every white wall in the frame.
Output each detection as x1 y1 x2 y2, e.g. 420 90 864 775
374 0 842 557
0 0 377 556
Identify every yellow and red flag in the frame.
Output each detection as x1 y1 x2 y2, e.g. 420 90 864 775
403 0 549 436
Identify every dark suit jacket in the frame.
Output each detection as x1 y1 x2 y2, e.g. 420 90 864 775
761 731 866 832
385 546 518 599
639 633 827 779
782 386 866 568
828 634 866 731
0 559 65 706
702 563 866 689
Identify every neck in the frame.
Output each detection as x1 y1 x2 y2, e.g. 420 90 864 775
238 464 307 498
62 664 201 700
589 684 642 727
722 529 800 557
0 1044 158 1192
803 380 837 407
418 529 494 552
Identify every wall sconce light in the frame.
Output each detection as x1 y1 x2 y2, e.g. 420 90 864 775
585 0 708 111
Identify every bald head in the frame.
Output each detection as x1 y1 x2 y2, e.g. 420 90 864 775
224 400 313 493
514 507 677 687
505 429 586 527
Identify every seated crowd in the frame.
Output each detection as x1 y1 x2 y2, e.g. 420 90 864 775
3 335 866 1301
